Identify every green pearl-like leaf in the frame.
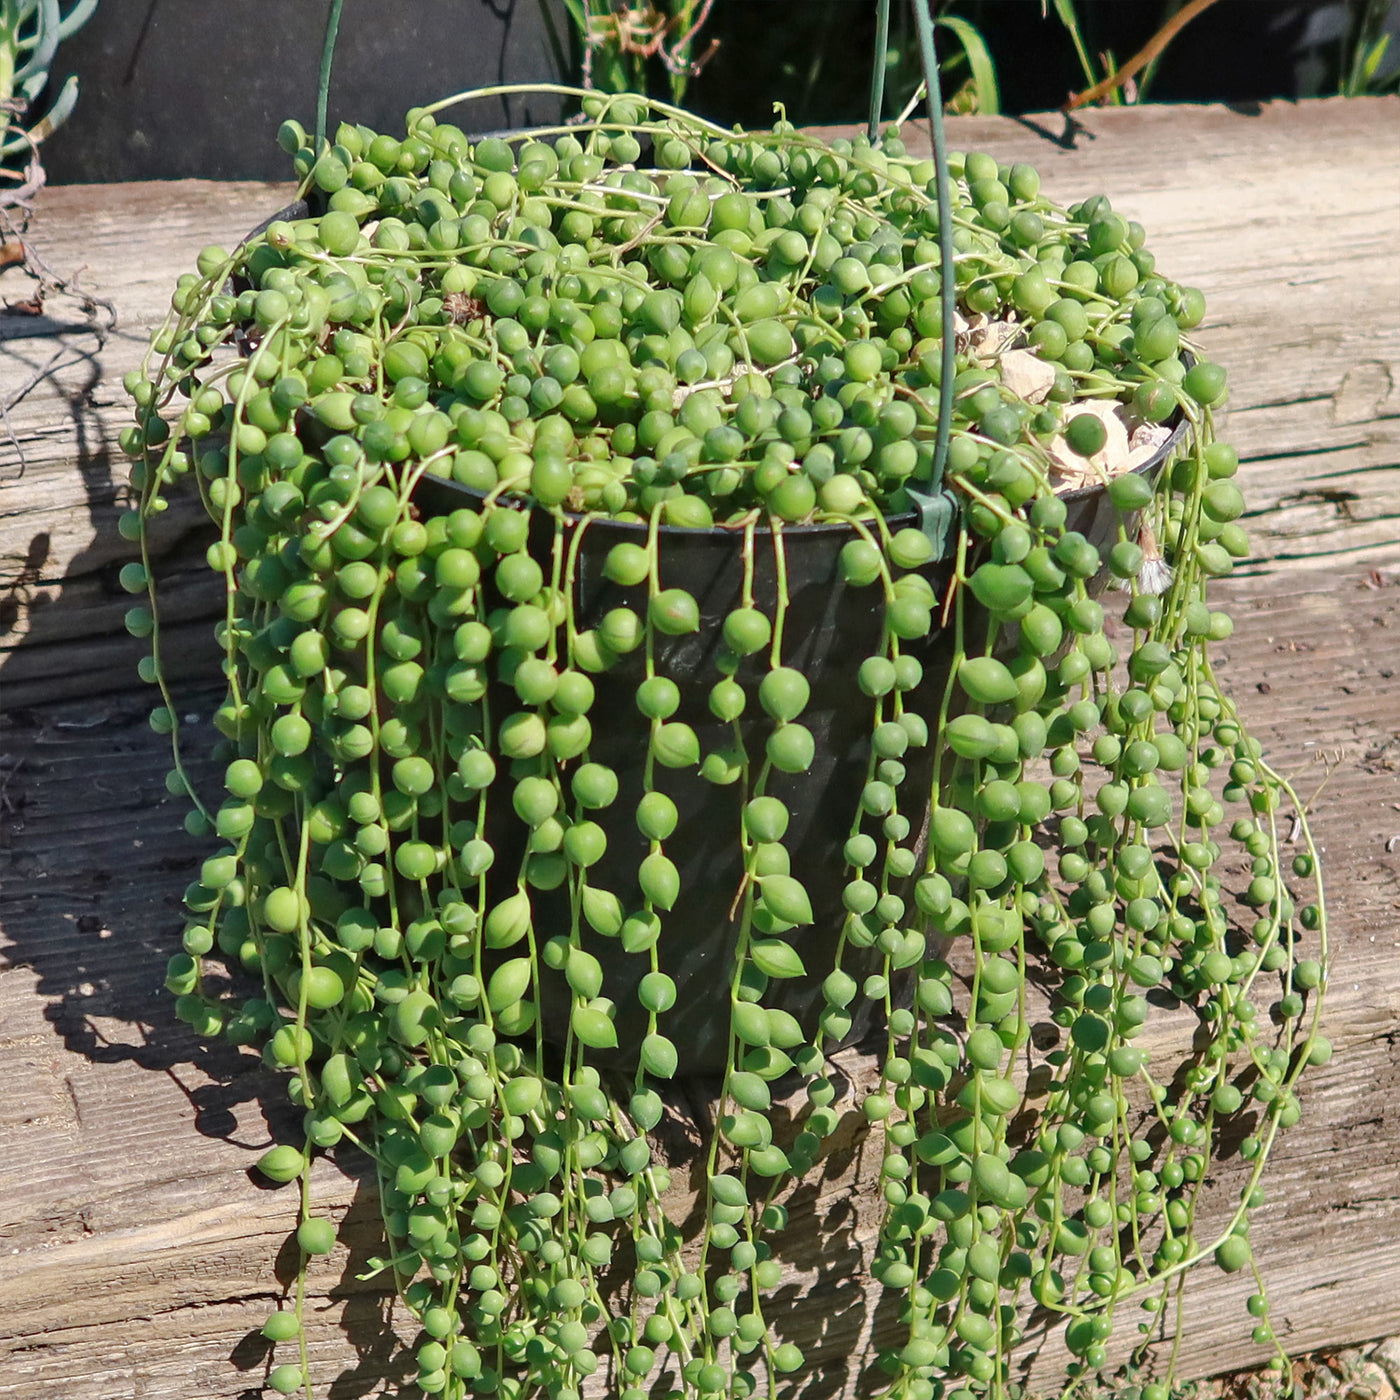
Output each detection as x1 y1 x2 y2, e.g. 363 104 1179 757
640 1033 677 1079
255 1144 307 1183
729 1070 771 1112
651 722 700 768
571 1004 618 1050
649 588 700 635
731 1000 771 1047
484 890 532 947
748 938 806 979
501 1075 542 1117
486 957 533 1012
581 885 624 936
392 989 439 1046
638 851 680 910
958 655 1019 705
757 873 813 925
945 713 998 759
565 947 604 999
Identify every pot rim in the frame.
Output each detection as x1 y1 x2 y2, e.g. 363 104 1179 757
242 201 1193 543
415 410 1191 540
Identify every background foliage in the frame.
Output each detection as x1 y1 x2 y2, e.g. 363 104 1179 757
557 0 1400 125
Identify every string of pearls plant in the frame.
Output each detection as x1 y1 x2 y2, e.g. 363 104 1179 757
124 84 1329 1400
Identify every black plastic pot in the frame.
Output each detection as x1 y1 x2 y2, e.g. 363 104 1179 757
237 203 1187 1069
413 418 1186 1073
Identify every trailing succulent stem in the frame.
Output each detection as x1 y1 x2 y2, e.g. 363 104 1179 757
126 86 1327 1400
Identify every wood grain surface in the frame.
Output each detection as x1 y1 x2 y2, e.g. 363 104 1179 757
1 98 1399 1398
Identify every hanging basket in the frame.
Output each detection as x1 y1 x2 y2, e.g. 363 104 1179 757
411 416 1185 1071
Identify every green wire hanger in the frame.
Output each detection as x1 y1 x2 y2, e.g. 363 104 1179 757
871 0 960 556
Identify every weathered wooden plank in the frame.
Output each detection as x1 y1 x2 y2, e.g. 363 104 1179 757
0 179 295 711
2 565 1398 1397
0 578 222 704
2 100 1398 709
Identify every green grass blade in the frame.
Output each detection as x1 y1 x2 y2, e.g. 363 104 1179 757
1349 31 1392 95
868 0 892 140
315 0 343 157
1364 33 1390 83
1363 34 1398 91
936 14 999 115
1049 0 1098 86
1343 0 1391 95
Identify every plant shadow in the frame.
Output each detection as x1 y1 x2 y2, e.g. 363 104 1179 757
0 296 412 1391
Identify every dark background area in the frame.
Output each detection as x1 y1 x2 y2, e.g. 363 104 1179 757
41 0 564 184
35 0 1400 185
691 0 1397 127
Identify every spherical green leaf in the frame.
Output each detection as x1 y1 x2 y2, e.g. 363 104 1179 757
757 873 813 925
649 588 700 635
571 1004 618 1050
501 1074 543 1117
930 807 976 856
484 890 531 947
823 968 857 1008
640 1033 678 1079
731 1000 771 1047
297 1217 337 1256
729 1070 771 1111
565 947 604 999
621 911 661 954
261 1311 301 1343
945 713 998 759
748 1144 792 1178
393 989 439 1046
972 1152 1011 1201
638 970 677 1013
969 562 1033 614
319 1052 355 1106
652 722 700 768
255 1144 307 1183
486 957 533 1012
639 851 680 910
581 885 624 936
958 656 1019 705
748 938 806 979
1215 1235 1251 1273
765 1007 804 1047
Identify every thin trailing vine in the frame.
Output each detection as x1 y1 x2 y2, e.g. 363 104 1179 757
123 80 1328 1400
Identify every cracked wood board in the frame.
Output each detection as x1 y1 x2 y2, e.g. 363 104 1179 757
2 568 1399 1397
1 98 1399 708
0 179 293 711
